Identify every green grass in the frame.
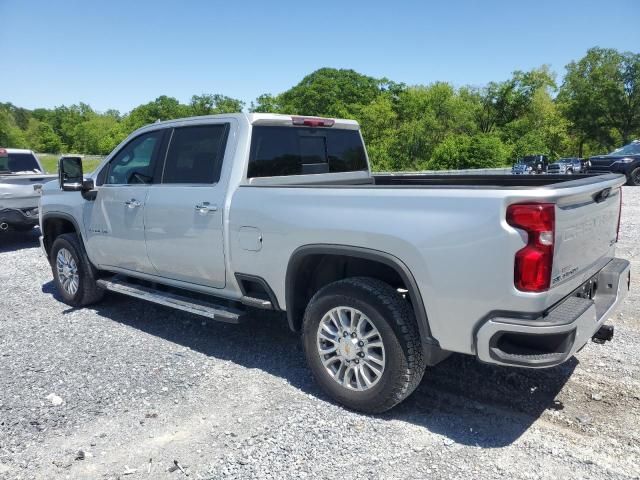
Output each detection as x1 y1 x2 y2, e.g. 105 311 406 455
38 154 103 174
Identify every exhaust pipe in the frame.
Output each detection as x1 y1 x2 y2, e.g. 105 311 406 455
592 324 614 344
0 222 8 231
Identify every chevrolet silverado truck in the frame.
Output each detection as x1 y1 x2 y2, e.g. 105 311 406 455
39 113 631 413
0 148 55 231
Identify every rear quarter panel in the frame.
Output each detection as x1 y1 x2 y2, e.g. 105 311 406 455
229 175 626 355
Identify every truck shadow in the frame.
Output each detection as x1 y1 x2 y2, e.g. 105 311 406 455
40 284 576 448
0 228 40 253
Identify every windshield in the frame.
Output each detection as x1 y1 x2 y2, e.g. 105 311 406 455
0 152 42 173
609 142 640 156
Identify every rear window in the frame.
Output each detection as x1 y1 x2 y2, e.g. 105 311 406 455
0 153 42 173
248 126 368 178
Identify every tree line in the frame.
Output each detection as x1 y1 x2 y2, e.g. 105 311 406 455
1 47 638 171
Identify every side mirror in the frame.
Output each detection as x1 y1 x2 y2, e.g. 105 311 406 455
59 156 88 191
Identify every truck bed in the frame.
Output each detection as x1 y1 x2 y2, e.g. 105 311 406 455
372 173 619 188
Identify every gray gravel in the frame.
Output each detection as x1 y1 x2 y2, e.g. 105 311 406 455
1 187 639 480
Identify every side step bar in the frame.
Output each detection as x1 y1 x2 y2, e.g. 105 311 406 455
97 276 246 323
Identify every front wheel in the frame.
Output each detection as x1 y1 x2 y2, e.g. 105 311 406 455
50 233 104 307
627 167 640 186
302 277 426 413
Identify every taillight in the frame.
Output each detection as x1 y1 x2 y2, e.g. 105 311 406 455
616 187 622 242
506 203 555 292
291 116 335 127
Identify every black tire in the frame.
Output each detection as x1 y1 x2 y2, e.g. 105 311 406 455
627 167 640 186
50 233 104 307
302 277 426 413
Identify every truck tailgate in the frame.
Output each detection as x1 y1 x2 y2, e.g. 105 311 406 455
552 180 623 289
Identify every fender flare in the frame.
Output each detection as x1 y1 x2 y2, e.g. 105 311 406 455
285 244 437 348
41 212 85 256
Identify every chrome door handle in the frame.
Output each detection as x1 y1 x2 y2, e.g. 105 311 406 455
195 202 218 214
125 199 142 208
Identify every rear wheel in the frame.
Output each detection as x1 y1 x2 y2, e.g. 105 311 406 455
302 277 425 413
627 167 640 186
50 233 104 307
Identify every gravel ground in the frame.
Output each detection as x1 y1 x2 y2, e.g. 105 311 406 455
0 187 639 480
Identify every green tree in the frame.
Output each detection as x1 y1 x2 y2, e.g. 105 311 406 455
430 133 509 170
0 106 29 147
189 94 244 115
473 66 556 134
559 47 640 154
25 119 63 153
252 68 398 118
123 96 190 131
73 116 125 154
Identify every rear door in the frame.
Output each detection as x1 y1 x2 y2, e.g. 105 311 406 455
84 129 165 272
144 123 230 288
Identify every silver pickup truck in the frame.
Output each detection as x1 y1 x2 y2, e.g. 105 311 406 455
39 113 631 413
0 148 55 231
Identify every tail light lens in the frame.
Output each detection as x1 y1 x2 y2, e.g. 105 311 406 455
507 203 555 292
616 187 622 242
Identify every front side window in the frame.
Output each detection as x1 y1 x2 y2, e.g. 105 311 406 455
248 126 368 178
105 131 163 185
162 124 229 184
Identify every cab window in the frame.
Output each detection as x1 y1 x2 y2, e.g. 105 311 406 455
104 131 163 185
162 124 229 184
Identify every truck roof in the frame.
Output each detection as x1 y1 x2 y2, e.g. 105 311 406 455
1 148 36 154
138 113 360 131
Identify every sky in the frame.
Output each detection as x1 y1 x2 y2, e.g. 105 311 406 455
1 0 638 114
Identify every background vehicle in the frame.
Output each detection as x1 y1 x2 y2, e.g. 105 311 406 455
40 114 630 413
511 155 548 174
588 140 640 186
547 157 589 175
0 148 55 231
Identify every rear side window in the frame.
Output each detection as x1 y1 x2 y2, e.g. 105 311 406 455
162 124 229 184
248 126 367 178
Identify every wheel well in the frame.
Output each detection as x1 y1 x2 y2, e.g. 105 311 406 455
42 217 78 257
286 252 409 332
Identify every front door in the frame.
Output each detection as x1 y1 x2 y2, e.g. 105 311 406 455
84 129 165 273
144 123 230 288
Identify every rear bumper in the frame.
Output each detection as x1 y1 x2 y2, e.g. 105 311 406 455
475 258 631 368
0 207 39 230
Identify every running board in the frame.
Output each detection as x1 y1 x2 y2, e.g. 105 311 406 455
96 276 246 323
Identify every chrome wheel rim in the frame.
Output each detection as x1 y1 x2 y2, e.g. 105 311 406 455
56 248 79 296
316 306 386 391
633 169 640 185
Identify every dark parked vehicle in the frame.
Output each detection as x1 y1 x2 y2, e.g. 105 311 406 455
547 157 590 175
511 155 548 174
588 140 640 186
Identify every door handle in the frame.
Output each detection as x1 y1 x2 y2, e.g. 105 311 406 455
125 199 142 209
195 202 218 214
